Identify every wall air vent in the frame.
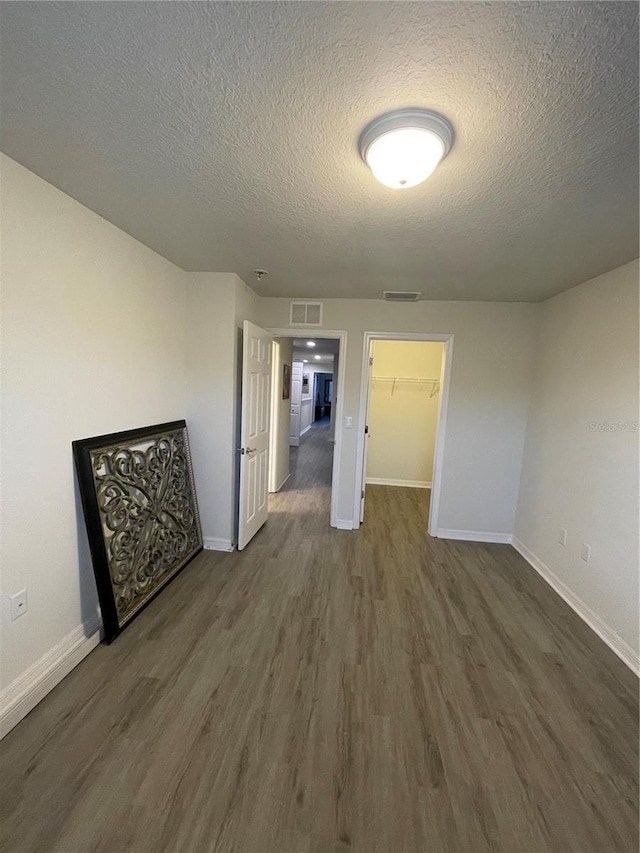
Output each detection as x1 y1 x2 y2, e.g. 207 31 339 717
289 301 323 326
383 291 422 302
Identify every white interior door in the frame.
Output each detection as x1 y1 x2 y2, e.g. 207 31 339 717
289 361 303 447
360 348 374 522
238 320 273 550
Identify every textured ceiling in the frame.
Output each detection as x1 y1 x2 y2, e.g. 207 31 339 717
1 2 638 301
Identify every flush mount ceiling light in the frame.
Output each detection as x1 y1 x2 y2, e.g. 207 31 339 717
306 341 316 347
314 355 321 360
358 108 454 189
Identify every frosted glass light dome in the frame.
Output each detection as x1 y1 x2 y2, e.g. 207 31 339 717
359 109 454 190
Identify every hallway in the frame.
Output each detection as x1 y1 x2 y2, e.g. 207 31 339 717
268 417 334 533
0 426 637 852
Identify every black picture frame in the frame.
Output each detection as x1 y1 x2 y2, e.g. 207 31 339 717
73 420 203 643
282 363 291 400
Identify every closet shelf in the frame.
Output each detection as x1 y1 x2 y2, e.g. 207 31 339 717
372 376 440 397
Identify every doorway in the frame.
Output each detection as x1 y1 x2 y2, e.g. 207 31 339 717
290 339 338 445
266 329 346 529
312 372 333 424
356 332 453 536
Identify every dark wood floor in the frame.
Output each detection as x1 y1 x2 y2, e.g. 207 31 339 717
1 422 638 852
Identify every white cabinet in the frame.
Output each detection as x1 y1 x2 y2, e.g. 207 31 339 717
300 398 313 434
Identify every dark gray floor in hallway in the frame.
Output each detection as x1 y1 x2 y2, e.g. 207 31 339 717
1 421 638 852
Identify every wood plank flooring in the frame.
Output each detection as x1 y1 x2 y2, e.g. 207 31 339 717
1 421 638 852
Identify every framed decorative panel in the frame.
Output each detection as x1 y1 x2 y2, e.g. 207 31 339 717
73 420 203 643
282 363 291 400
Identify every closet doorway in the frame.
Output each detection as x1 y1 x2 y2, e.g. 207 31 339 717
356 332 453 536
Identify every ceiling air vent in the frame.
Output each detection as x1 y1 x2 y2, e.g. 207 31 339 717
383 291 422 302
289 301 323 326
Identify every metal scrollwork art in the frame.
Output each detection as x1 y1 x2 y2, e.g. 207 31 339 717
73 421 203 642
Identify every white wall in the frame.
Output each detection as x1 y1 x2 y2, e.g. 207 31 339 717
515 260 639 663
258 298 539 534
367 341 443 486
0 155 188 695
269 338 293 491
185 272 259 550
185 273 237 550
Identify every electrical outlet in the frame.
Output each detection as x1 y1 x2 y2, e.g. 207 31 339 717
10 589 28 621
581 543 591 563
558 528 567 546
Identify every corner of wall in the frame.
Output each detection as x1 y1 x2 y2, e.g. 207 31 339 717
512 261 639 667
513 302 544 537
184 273 237 546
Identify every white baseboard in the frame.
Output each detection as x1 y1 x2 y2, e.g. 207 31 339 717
300 425 312 437
289 437 299 447
276 472 291 492
268 471 291 494
0 615 102 740
512 538 639 676
334 519 354 530
203 537 234 552
436 528 514 544
366 477 432 489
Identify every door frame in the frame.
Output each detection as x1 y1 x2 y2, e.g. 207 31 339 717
266 328 347 530
354 331 454 536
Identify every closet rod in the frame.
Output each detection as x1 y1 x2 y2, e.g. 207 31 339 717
372 376 440 397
